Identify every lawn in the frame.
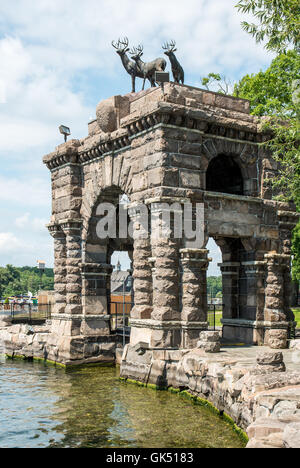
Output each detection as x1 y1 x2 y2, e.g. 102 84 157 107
292 308 300 328
209 308 300 329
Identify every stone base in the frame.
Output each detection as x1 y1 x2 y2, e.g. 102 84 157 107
222 319 293 348
0 317 118 366
130 319 208 349
120 344 300 448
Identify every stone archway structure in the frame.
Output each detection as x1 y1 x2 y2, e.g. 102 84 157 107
44 83 298 365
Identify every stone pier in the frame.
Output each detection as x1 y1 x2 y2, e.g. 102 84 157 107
0 82 300 446
41 83 298 362
3 83 299 364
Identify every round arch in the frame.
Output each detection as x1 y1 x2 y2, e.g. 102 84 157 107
206 154 244 195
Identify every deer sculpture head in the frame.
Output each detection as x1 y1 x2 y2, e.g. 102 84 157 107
162 40 184 84
162 39 177 57
129 44 144 63
111 37 130 56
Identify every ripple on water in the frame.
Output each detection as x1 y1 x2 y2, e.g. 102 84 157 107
0 360 246 449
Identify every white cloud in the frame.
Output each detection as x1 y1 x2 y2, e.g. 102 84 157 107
15 213 30 228
0 175 50 208
15 212 48 233
0 36 93 153
0 232 23 253
0 0 274 268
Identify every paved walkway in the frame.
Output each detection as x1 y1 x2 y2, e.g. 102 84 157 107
217 343 300 372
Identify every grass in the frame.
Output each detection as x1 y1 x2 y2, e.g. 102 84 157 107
292 308 300 328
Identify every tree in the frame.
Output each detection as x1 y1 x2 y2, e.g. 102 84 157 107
233 50 300 115
201 73 234 95
236 0 300 54
0 265 54 297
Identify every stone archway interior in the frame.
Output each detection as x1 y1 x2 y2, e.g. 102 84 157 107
206 155 244 195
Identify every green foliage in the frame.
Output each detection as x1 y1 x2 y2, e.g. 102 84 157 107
236 0 300 54
292 225 300 281
201 73 234 95
260 94 300 278
262 111 300 205
0 265 54 298
233 51 300 115
207 276 222 298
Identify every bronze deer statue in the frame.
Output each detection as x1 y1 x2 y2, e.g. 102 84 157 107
130 45 167 91
162 40 184 84
112 37 150 93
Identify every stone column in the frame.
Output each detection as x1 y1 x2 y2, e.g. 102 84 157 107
48 224 67 315
150 237 181 348
264 253 292 349
62 220 83 316
131 238 152 320
180 249 210 349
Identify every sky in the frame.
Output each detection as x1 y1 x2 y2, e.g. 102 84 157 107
0 0 275 275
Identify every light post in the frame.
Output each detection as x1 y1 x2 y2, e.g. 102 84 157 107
59 125 71 143
37 260 46 292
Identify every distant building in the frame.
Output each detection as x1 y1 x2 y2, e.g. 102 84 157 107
111 270 132 296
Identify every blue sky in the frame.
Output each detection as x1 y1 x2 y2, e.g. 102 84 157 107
0 0 275 275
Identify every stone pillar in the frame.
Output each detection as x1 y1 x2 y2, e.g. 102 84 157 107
63 221 83 316
180 248 210 349
264 253 292 349
48 224 67 315
146 237 181 348
131 239 152 320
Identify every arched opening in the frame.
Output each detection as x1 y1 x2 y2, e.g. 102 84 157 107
110 250 133 342
206 155 244 195
206 238 222 330
83 189 133 334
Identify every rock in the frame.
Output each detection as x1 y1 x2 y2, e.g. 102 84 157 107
268 330 288 349
247 432 284 449
273 401 300 419
255 351 286 373
247 417 286 440
197 341 221 353
96 97 118 133
199 331 220 342
283 422 300 448
290 340 300 351
197 331 221 352
257 352 284 366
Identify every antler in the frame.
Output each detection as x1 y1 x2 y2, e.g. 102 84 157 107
130 44 144 57
112 37 129 51
162 40 177 52
112 39 120 49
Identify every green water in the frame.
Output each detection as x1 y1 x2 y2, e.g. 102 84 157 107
0 357 245 448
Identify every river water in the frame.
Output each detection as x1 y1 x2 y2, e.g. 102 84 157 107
0 357 245 448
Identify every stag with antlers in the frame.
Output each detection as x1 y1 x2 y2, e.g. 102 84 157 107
163 40 184 84
112 37 150 93
130 45 167 91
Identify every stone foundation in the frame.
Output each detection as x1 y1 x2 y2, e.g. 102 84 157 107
120 342 300 448
0 317 117 366
2 316 300 448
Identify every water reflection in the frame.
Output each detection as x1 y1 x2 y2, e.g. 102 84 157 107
0 360 245 448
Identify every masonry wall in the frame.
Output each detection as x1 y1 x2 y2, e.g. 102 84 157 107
42 82 298 363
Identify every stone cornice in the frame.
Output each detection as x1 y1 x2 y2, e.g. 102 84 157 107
43 104 262 171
